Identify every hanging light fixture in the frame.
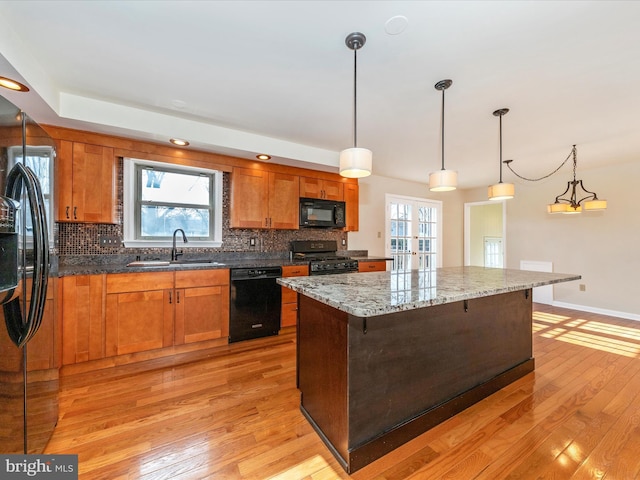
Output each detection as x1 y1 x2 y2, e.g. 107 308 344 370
339 32 372 178
488 108 515 201
429 79 457 191
547 145 607 214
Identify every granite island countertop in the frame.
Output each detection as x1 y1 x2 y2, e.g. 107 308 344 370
277 266 581 318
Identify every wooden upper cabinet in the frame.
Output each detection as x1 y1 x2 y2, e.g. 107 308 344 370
268 172 300 229
230 167 299 229
344 182 359 232
300 177 344 201
56 140 117 224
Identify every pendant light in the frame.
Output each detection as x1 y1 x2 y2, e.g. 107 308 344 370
339 32 372 178
429 79 457 191
488 108 515 201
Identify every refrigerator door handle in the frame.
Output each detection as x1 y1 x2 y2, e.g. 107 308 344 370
3 163 49 347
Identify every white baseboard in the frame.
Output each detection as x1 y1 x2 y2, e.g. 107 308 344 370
549 301 640 322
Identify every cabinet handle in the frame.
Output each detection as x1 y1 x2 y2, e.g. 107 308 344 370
176 291 180 304
169 291 172 304
265 217 268 227
73 206 78 220
65 206 70 219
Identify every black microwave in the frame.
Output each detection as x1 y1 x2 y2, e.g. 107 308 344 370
299 197 346 228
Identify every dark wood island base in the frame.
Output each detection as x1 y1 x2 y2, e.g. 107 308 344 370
297 289 535 473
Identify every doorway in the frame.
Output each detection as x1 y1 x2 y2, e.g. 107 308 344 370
464 201 507 267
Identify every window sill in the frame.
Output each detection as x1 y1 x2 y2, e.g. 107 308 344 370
122 240 223 249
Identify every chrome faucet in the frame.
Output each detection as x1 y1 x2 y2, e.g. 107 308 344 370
171 228 188 261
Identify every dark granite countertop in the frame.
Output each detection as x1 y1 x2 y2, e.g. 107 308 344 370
55 250 378 276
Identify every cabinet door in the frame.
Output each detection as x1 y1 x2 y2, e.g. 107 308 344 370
72 143 116 223
230 167 269 228
174 285 230 344
55 140 74 222
105 272 175 356
105 290 173 356
61 275 105 365
56 141 117 223
269 172 299 229
344 182 359 232
321 179 344 201
300 177 344 200
24 278 58 371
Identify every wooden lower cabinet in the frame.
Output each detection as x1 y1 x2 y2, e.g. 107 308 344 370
280 265 309 328
101 269 230 357
61 274 105 365
174 270 230 345
358 260 387 273
105 272 174 357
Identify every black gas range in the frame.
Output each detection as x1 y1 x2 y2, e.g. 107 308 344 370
290 240 358 275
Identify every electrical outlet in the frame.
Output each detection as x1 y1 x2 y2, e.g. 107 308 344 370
99 235 121 247
579 284 586 291
342 238 346 246
249 238 256 247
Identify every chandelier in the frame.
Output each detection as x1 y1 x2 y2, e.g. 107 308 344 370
505 144 607 214
546 145 607 214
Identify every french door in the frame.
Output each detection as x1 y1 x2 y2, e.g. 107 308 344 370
385 194 442 271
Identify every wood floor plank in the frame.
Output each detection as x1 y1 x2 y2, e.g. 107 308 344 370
43 304 640 479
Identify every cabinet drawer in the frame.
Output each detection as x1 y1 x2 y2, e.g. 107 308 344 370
282 265 309 277
358 261 387 273
106 272 174 293
175 269 229 289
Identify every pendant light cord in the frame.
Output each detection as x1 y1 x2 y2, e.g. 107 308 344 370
499 114 504 183
441 87 445 170
353 44 358 148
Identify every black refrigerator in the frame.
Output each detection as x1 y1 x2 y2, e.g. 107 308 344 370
0 94 58 453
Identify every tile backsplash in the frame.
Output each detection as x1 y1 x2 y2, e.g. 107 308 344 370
57 170 347 256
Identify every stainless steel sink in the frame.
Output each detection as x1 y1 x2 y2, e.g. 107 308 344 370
169 260 226 266
127 260 225 268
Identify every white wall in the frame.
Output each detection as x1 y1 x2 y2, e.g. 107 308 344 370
348 174 465 267
464 160 640 319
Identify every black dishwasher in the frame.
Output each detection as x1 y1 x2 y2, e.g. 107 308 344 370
229 267 282 343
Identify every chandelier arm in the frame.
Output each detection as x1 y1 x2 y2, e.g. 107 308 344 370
504 149 573 182
575 180 598 203
553 181 573 204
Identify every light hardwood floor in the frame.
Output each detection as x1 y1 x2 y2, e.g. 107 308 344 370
44 303 640 479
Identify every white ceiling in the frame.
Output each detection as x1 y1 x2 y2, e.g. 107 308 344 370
1 0 639 189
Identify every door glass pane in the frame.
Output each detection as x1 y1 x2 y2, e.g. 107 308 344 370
389 202 412 271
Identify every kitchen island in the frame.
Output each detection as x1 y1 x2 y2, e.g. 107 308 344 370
277 266 580 473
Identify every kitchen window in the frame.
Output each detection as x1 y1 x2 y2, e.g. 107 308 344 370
123 158 223 247
8 145 55 244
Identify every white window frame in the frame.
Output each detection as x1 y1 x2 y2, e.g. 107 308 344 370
123 158 223 248
385 194 443 271
8 145 56 244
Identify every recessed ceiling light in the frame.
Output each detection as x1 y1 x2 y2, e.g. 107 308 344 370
0 76 29 92
170 138 189 146
256 154 271 161
385 15 409 35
